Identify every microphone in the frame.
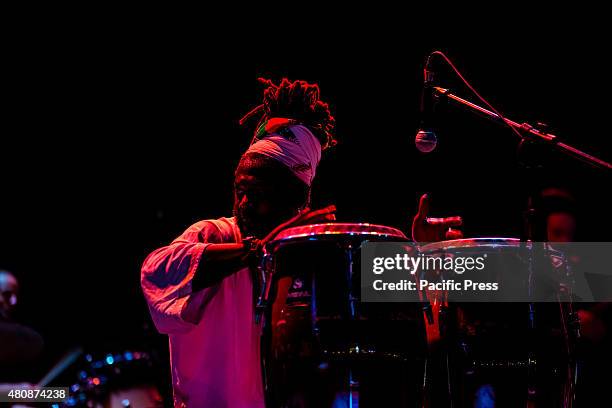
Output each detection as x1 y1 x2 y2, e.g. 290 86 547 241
415 130 437 154
415 55 438 153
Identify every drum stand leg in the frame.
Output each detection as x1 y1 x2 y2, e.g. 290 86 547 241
525 242 539 407
345 243 360 408
422 302 454 408
348 369 359 408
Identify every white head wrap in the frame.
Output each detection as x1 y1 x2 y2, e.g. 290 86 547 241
244 124 322 186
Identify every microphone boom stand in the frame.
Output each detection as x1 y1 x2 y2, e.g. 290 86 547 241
431 86 610 407
432 87 612 171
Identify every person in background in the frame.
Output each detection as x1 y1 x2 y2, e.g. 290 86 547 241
541 187 577 243
540 187 611 405
0 270 43 408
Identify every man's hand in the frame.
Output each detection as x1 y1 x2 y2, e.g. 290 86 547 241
262 205 337 246
412 194 463 242
243 205 337 271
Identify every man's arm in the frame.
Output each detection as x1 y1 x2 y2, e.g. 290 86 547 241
191 243 249 290
191 205 338 290
141 207 336 334
140 220 238 334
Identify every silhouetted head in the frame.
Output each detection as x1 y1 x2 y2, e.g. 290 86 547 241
0 270 19 321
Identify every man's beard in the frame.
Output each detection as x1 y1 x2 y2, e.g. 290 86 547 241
234 203 299 239
234 206 276 239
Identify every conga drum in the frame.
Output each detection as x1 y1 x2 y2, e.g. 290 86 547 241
419 238 577 407
259 223 427 408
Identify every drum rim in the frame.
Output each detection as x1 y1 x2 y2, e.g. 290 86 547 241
420 238 565 257
420 237 522 253
269 222 407 245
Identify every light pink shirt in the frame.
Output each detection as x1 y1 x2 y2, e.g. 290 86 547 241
141 217 264 408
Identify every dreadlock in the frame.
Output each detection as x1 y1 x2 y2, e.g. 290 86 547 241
240 78 336 150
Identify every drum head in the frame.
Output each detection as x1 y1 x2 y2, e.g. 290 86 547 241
269 223 407 248
420 237 521 252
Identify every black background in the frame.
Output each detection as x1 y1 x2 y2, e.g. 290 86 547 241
2 18 610 383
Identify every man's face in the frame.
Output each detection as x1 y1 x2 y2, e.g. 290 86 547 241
547 212 577 242
233 156 308 238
